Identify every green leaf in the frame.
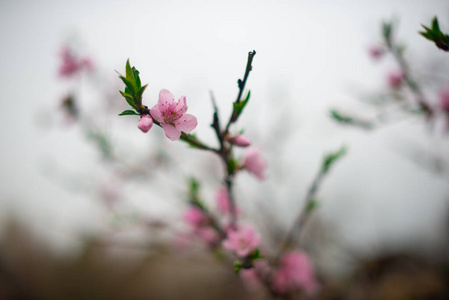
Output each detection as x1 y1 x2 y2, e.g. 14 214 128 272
189 176 200 196
119 91 138 110
231 90 250 122
118 110 139 116
322 146 347 174
233 261 243 274
119 91 133 99
432 17 440 32
249 249 264 260
382 21 393 45
420 17 449 51
137 84 148 102
419 30 434 40
133 67 141 89
226 156 240 175
125 59 134 81
306 199 319 213
186 176 207 210
330 109 373 130
120 76 137 95
330 109 352 123
125 97 138 110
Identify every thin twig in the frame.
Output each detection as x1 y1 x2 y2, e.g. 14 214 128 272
224 50 256 133
279 170 324 254
210 91 224 151
386 29 433 116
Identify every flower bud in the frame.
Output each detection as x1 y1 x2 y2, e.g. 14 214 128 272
387 70 404 89
368 45 384 60
243 148 267 180
229 134 251 147
138 114 153 133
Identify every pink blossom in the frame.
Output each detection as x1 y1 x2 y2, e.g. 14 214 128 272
222 226 261 257
439 87 449 112
150 89 197 141
387 70 404 89
216 187 241 216
368 45 384 60
183 207 207 228
273 250 318 295
229 134 251 147
58 46 92 77
137 114 154 133
216 187 231 213
243 148 267 180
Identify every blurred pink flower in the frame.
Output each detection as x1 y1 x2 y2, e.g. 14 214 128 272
58 46 93 77
150 89 197 141
387 70 404 89
216 187 241 216
222 226 261 257
216 187 231 213
439 87 449 112
137 115 154 133
273 250 318 295
368 45 385 60
183 207 207 228
243 148 267 180
229 134 251 147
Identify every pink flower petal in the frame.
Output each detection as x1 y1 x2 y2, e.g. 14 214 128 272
244 148 267 180
175 96 188 115
158 89 176 108
222 226 260 257
162 122 181 141
183 207 206 227
273 250 319 295
150 105 163 123
216 187 230 213
174 114 197 133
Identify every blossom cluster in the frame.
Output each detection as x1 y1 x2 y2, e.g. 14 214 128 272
333 20 449 131
59 51 340 300
113 56 326 298
182 188 318 296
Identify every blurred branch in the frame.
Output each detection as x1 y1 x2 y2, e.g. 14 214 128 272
277 147 347 258
383 20 433 116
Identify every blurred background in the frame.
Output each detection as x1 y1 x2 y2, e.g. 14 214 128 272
1 0 449 299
